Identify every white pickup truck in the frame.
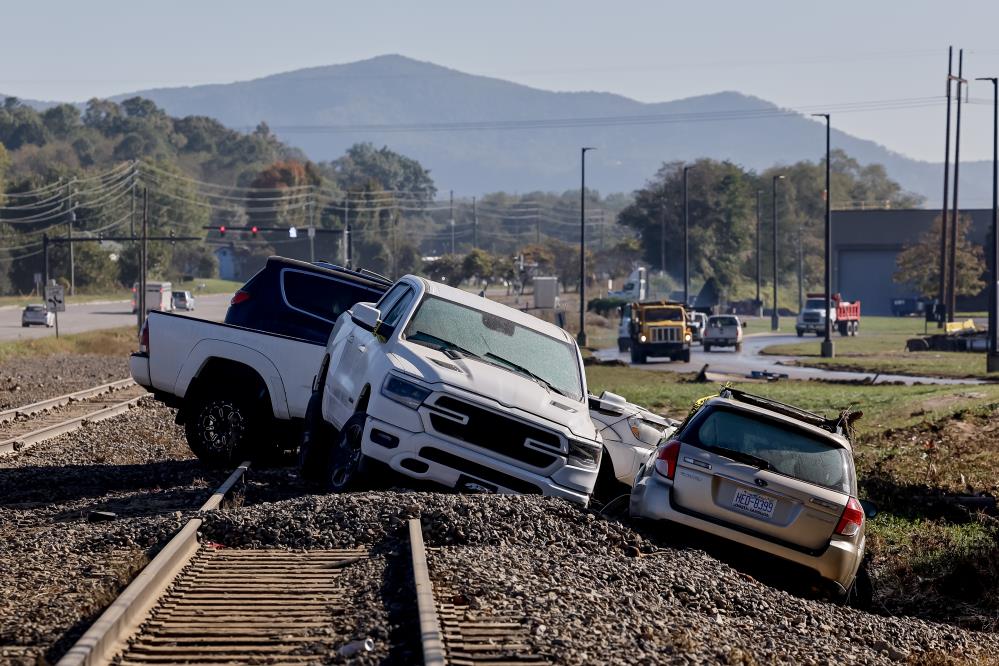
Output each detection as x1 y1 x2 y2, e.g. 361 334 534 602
129 257 388 465
702 314 745 352
299 275 603 505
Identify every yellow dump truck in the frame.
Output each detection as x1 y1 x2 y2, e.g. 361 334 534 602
627 300 692 364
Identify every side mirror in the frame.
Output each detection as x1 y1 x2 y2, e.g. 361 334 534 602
742 321 747 328
351 303 381 333
859 499 878 520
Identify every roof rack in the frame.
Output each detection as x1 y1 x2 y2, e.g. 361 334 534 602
717 387 855 437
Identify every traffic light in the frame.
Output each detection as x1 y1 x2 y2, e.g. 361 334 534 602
251 226 259 238
219 225 226 237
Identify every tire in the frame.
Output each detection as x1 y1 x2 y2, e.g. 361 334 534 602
735 342 743 353
845 560 874 610
325 412 370 492
185 393 260 467
593 454 630 507
298 389 336 482
630 347 646 364
680 349 691 363
796 329 804 337
703 343 711 353
851 321 859 336
838 321 849 336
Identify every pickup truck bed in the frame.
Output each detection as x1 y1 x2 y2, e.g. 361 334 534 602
131 312 326 465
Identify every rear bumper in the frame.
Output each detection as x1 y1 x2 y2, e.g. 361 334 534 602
704 337 739 346
129 352 152 390
630 472 862 592
359 411 594 506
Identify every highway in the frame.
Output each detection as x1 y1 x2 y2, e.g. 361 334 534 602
595 332 985 386
0 293 232 342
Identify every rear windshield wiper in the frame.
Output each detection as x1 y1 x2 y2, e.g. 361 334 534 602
701 445 775 471
482 352 569 398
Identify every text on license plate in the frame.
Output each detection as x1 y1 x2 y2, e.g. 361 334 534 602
732 488 776 518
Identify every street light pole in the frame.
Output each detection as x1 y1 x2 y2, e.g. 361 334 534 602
756 189 763 317
660 195 667 276
771 174 785 331
683 165 694 306
578 147 595 346
812 113 835 358
978 77 999 373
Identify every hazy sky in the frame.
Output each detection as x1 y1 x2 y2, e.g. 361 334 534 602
4 0 999 162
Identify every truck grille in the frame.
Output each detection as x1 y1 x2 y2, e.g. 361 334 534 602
803 313 820 323
649 326 681 343
428 396 562 469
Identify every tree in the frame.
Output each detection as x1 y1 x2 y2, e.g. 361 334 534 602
422 254 464 285
894 215 985 298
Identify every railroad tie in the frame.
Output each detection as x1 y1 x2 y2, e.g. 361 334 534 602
117 547 367 665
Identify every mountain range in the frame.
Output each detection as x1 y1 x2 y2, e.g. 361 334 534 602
6 55 988 205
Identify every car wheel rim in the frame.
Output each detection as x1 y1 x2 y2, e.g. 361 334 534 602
330 422 363 489
200 400 245 456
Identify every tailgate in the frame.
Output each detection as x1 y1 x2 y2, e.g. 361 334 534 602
673 444 848 551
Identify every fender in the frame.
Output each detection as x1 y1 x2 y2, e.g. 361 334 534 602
175 339 291 420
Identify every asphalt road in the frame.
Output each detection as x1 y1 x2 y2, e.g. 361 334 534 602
595 332 985 386
0 293 232 342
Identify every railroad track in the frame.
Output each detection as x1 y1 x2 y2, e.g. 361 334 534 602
0 379 147 455
58 489 548 665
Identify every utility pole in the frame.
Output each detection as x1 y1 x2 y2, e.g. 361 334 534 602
939 46 954 328
449 190 455 255
755 189 763 317
599 210 605 251
683 166 693 306
139 187 148 328
811 113 835 358
660 195 667 276
308 188 316 263
66 181 75 297
344 197 351 268
579 147 595 347
130 183 136 240
948 49 966 323
978 76 999 373
472 197 478 249
797 220 804 312
536 205 541 245
771 175 785 331
43 233 49 287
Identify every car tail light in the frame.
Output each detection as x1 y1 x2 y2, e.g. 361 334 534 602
230 290 251 306
653 439 682 480
835 497 865 537
138 320 149 354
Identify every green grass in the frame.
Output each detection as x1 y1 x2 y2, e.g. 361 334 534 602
0 326 137 363
584 363 999 434
172 278 242 295
760 316 999 379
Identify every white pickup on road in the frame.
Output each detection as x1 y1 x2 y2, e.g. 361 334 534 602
300 275 604 505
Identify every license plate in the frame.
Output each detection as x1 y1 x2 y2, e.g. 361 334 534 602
732 488 776 519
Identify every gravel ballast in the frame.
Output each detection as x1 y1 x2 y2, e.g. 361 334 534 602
203 492 999 665
0 399 227 664
0 354 128 410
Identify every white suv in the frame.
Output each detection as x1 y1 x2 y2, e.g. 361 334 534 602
300 275 602 505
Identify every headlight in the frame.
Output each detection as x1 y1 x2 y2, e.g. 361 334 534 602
684 333 692 342
639 334 647 343
381 375 432 410
628 416 664 446
567 439 602 469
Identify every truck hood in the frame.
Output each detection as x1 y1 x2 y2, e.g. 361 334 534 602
388 341 597 441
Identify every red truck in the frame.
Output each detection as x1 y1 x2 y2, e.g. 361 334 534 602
796 293 861 337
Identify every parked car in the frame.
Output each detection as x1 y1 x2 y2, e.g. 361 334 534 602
21 304 54 328
589 390 677 500
630 387 874 603
299 275 603 505
688 312 708 343
130 256 389 465
617 313 632 352
703 314 745 352
172 290 196 311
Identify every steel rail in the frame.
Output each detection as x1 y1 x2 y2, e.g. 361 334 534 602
410 518 447 666
0 390 147 456
57 461 252 666
0 378 135 424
